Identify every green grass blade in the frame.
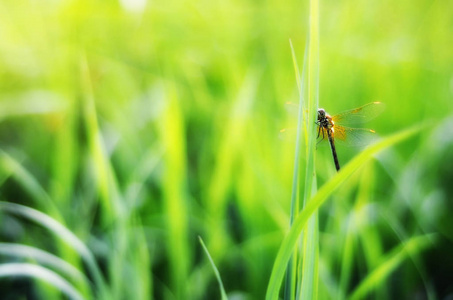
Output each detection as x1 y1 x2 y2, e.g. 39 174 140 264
379 209 437 300
80 56 129 299
290 39 302 97
199 237 228 300
157 83 191 298
349 234 438 300
288 40 304 226
299 214 319 300
266 124 424 300
0 243 89 287
124 146 164 205
0 201 108 298
0 263 85 300
337 212 356 300
80 55 123 226
298 0 320 297
49 100 78 209
206 71 258 257
283 39 305 300
0 151 60 216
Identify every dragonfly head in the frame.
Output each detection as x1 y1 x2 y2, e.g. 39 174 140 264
317 108 326 121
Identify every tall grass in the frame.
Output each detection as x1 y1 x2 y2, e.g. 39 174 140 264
298 0 320 298
283 0 320 296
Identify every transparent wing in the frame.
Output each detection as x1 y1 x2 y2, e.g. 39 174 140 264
284 101 299 113
332 102 385 125
333 125 378 147
279 127 296 141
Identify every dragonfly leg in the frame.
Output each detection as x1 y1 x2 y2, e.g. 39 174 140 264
316 127 325 147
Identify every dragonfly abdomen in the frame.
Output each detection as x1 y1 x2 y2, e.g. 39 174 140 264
326 129 341 171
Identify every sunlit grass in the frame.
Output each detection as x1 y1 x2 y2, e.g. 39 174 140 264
0 0 451 299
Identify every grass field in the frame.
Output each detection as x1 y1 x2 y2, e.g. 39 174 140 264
0 0 452 299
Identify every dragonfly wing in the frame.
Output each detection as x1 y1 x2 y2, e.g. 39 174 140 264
279 127 297 141
332 102 385 125
334 126 379 147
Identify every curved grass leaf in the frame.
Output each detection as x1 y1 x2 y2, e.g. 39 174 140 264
349 234 437 300
0 243 89 287
0 201 108 298
0 151 59 215
0 263 84 300
266 124 425 300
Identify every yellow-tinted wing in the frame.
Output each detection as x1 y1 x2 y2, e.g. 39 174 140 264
333 125 377 146
332 102 385 125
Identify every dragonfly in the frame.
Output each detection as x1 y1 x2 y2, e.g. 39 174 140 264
316 102 384 172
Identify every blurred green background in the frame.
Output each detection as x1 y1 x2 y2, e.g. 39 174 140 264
0 0 452 299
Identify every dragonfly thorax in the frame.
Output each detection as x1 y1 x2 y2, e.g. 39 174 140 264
317 108 333 129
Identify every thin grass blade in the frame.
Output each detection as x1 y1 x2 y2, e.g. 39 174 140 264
298 0 320 298
199 237 228 300
283 39 305 300
0 151 59 216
